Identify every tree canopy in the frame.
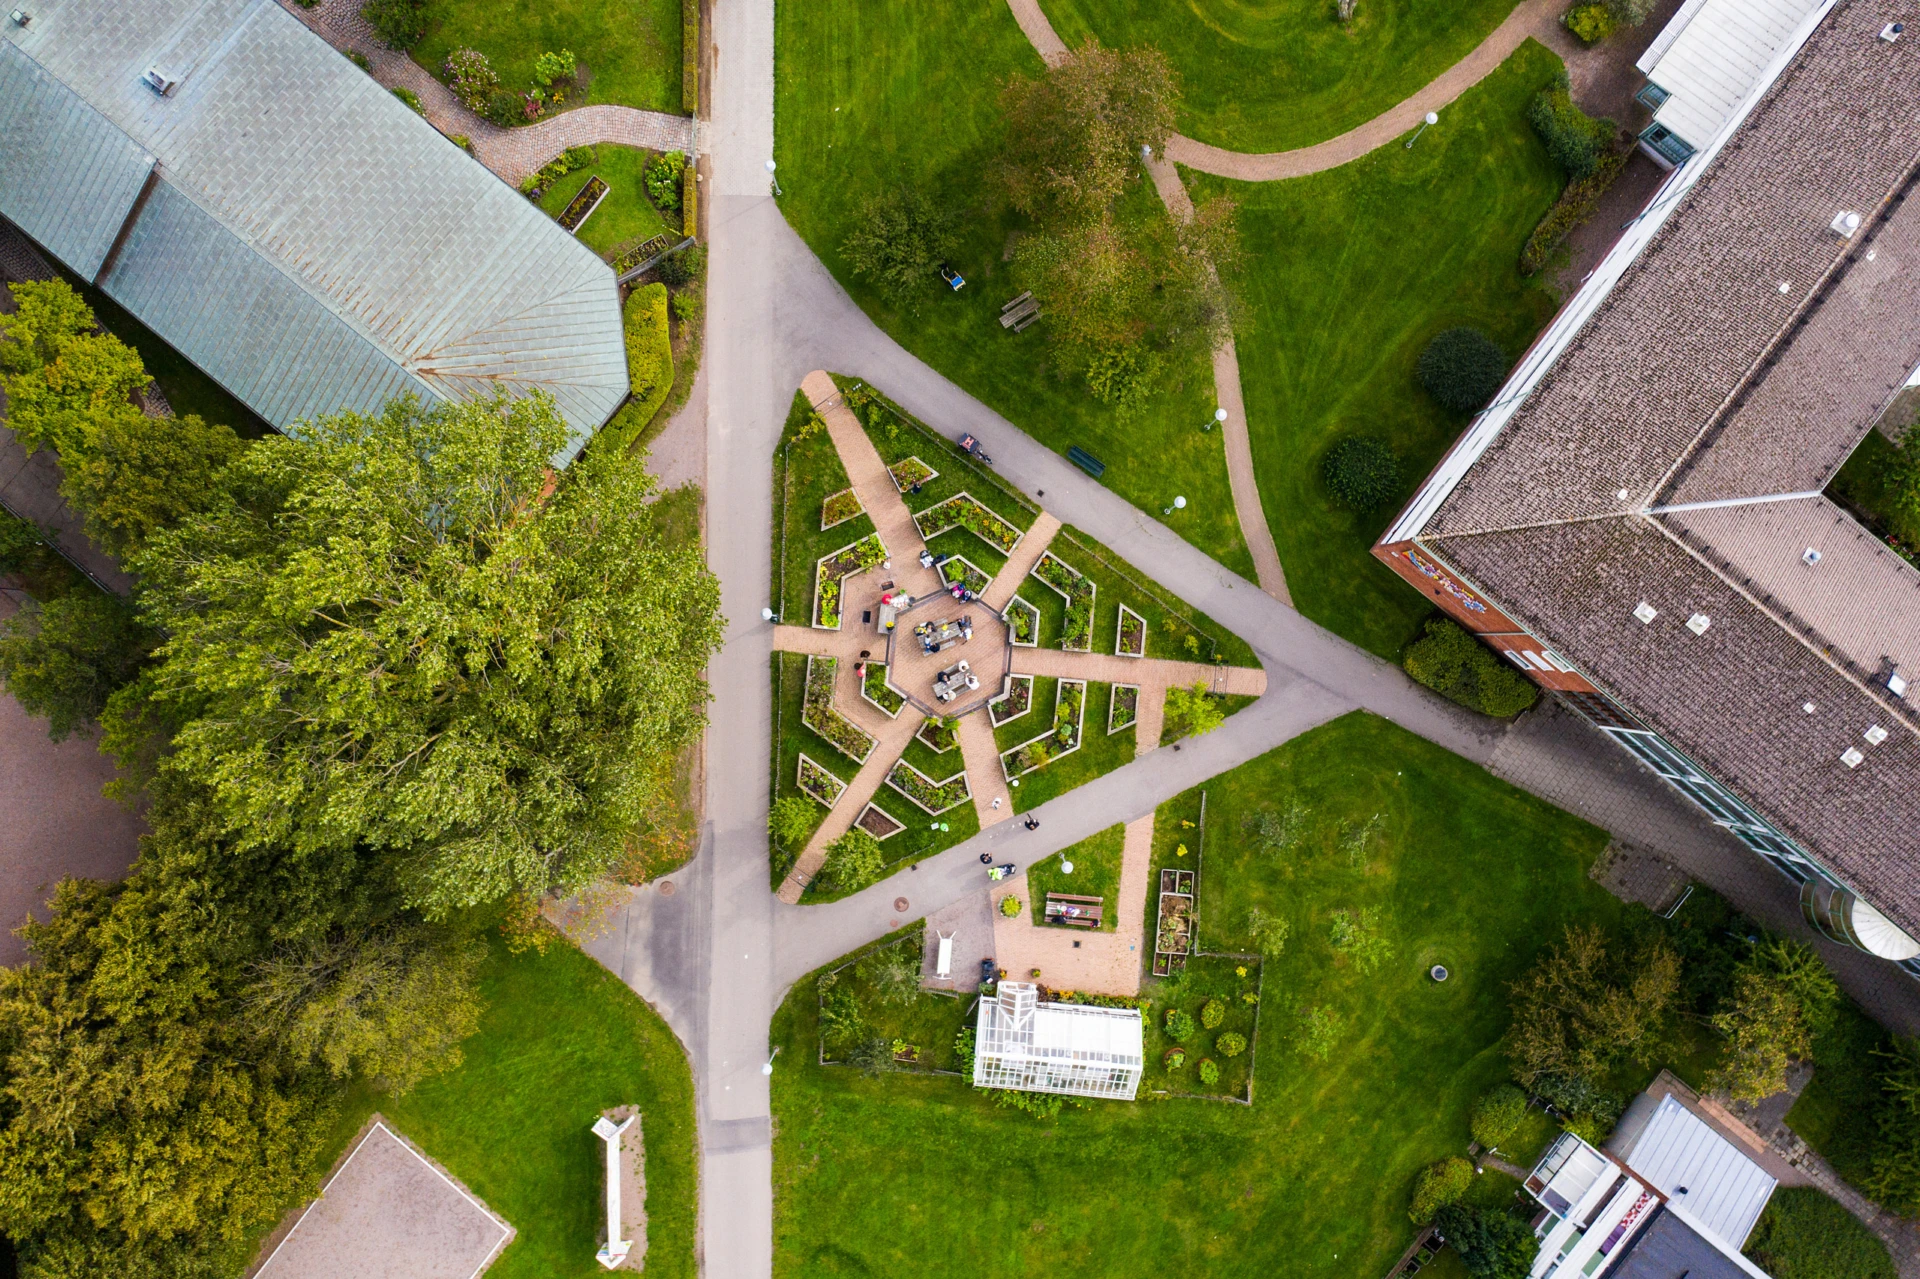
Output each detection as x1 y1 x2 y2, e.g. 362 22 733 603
1000 43 1179 224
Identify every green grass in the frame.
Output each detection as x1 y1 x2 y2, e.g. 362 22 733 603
772 394 868 626
537 146 675 255
1189 41 1565 659
301 933 696 1279
771 711 1627 1277
1786 999 1893 1190
1009 682 1138 813
414 0 683 116
1038 0 1521 153
1745 1186 1897 1279
1027 823 1125 930
818 927 976 1072
1828 430 1920 558
774 0 1254 577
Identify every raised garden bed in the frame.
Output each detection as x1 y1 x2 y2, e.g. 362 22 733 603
821 487 863 530
1109 684 1139 734
855 803 906 840
999 678 1086 780
1115 605 1147 658
814 532 886 629
1003 595 1039 647
1153 867 1196 977
888 456 938 491
988 674 1033 727
938 555 990 596
797 753 846 808
1030 552 1096 652
916 715 958 753
885 759 972 815
913 493 1022 555
803 656 877 762
861 662 905 718
557 176 610 233
608 232 674 276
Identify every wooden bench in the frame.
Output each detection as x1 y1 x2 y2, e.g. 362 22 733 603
1000 291 1041 330
1067 446 1106 479
1044 892 1104 928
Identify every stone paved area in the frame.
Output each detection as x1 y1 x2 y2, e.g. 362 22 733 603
980 512 1060 611
277 0 694 185
920 890 996 993
989 813 1156 996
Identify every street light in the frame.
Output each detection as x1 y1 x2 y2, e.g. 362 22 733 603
765 158 782 196
1206 408 1227 432
762 1046 782 1076
761 607 776 623
1405 111 1439 149
1162 495 1187 516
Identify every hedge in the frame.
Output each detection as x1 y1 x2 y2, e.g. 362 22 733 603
682 0 699 114
1520 148 1629 275
1527 77 1614 179
1403 617 1539 718
1744 1187 1895 1279
594 282 674 457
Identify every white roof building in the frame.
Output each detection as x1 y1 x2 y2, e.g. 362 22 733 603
1612 1094 1777 1250
1632 0 1827 165
972 983 1143 1101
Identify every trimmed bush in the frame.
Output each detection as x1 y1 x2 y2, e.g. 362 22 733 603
361 0 428 50
1165 1008 1197 1042
1435 1204 1538 1278
1520 148 1628 275
1471 1083 1529 1150
1321 436 1400 510
1201 998 1226 1029
647 150 688 216
592 284 675 459
1745 1187 1895 1279
1198 1058 1221 1086
1562 3 1616 43
1216 1032 1247 1058
1404 617 1539 718
1418 327 1508 414
999 894 1022 918
1528 79 1615 180
1409 1156 1475 1223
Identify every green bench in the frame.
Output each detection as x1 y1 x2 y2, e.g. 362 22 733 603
1067 446 1106 479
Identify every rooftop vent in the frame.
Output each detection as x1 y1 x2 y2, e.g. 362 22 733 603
1832 211 1863 238
1842 746 1866 768
1778 281 1793 294
1882 20 1905 40
1686 613 1711 635
1890 667 1910 698
141 66 179 96
7 9 27 25
1803 547 1823 565
1634 601 1658 624
1866 725 1890 745
1804 701 1818 714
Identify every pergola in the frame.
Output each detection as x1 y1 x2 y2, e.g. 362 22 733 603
972 982 1143 1100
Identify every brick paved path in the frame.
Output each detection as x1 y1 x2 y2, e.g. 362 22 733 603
981 511 1060 611
989 812 1156 995
278 0 694 185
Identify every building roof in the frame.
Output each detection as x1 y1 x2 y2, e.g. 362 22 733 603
973 983 1144 1100
1637 0 1826 148
0 0 626 460
1615 1095 1777 1249
1603 1206 1767 1279
1392 0 1920 937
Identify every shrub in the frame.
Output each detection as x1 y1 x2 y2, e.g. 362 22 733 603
1246 905 1291 955
1321 435 1400 509
1164 1008 1196 1042
485 88 524 127
646 150 688 215
840 188 960 314
658 243 707 288
361 0 428 50
1084 345 1160 419
1200 998 1226 1029
1520 148 1628 275
1403 617 1540 717
594 283 674 458
347 50 371 71
1198 1058 1221 1086
1434 1204 1538 1279
1298 1006 1344 1061
1163 1046 1187 1069
818 829 885 894
532 49 577 93
999 894 1022 918
1562 2 1616 42
1605 0 1658 25
1745 1187 1896 1279
1409 1156 1475 1223
1329 906 1394 975
391 86 425 115
1709 967 1812 1103
443 48 499 111
1418 327 1508 414
768 796 815 850
856 942 920 1008
1528 80 1615 180
1163 681 1227 740
1470 1083 1529 1150
1508 924 1678 1091
0 591 154 741
1216 1032 1247 1058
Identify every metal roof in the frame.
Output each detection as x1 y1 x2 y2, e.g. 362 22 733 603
1639 0 1827 148
973 983 1144 1100
0 0 627 460
1620 1095 1777 1249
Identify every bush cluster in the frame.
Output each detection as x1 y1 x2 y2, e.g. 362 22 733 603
361 0 427 50
444 47 499 111
1418 327 1508 414
1409 1156 1474 1223
1403 617 1539 718
1520 148 1628 275
1561 3 1616 43
1527 78 1616 180
1321 435 1400 510
1201 998 1226 1029
594 283 675 459
1745 1187 1896 1279
647 150 688 215
1164 1008 1197 1042
1197 1059 1221 1086
1434 1204 1537 1279
1470 1083 1529 1150
1215 1031 1247 1058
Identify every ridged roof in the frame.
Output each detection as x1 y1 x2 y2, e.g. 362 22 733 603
0 0 627 460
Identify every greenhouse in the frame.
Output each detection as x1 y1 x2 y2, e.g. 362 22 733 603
972 983 1143 1100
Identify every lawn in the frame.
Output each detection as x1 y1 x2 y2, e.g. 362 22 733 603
1038 0 1522 153
1007 681 1136 813
536 145 676 256
414 0 683 116
771 711 1634 1277
773 0 1255 577
771 392 868 627
1027 823 1125 930
300 931 697 1279
1828 429 1920 561
1188 41 1565 659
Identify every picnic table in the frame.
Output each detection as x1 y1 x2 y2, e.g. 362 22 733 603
915 616 972 653
933 659 979 703
1044 893 1104 928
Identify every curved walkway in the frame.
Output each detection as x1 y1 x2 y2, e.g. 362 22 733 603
278 0 694 184
1006 0 1579 180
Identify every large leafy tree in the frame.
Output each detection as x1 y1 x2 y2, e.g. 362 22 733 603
1505 924 1679 1088
999 42 1179 224
111 391 723 913
840 188 960 313
0 591 155 741
62 409 244 558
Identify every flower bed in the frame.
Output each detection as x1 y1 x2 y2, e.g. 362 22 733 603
855 803 905 840
888 456 938 491
814 532 886 629
1115 605 1146 658
797 753 846 808
988 674 1033 727
1003 595 1038 647
886 760 971 815
916 716 958 753
1109 684 1139 734
1030 552 1095 652
999 679 1086 779
913 493 1022 555
821 487 863 531
557 175 610 233
1152 867 1196 977
861 662 904 718
939 556 990 596
803 656 877 762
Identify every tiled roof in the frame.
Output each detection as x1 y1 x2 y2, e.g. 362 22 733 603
0 0 627 459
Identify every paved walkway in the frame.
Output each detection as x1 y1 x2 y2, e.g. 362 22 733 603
1011 647 1265 698
278 0 694 184
990 812 1156 995
958 711 1014 825
981 511 1060 610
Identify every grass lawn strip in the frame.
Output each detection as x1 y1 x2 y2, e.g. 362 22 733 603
885 758 972 815
821 486 863 531
1056 526 1259 666
772 654 857 885
812 532 886 629
802 655 877 763
861 662 906 718
773 393 868 625
1000 678 1086 780
414 0 684 116
1030 552 1096 652
1004 595 1040 647
989 673 1035 727
1108 684 1139 734
1027 823 1125 932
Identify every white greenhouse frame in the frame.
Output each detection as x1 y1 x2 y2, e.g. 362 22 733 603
972 983 1143 1100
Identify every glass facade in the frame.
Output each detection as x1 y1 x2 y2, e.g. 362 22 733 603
1640 123 1696 166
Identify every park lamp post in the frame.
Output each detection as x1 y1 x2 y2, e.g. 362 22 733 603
1206 408 1227 432
766 158 782 196
1405 111 1439 149
762 1046 782 1076
1162 495 1187 517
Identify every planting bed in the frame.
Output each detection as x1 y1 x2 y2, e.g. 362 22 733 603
1153 867 1196 976
821 487 863 530
888 456 938 491
856 803 906 840
861 663 905 718
1115 605 1146 658
1031 552 1096 652
814 532 886 628
988 674 1034 727
1003 595 1039 647
939 555 991 596
914 493 1023 555
803 656 877 762
886 760 972 815
797 754 846 809
916 716 959 753
1000 679 1086 780
1109 684 1139 734
557 176 610 233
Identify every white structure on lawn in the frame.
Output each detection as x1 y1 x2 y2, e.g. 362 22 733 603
971 982 1143 1100
592 1113 635 1270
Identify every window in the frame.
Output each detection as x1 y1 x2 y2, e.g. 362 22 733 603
1640 123 1695 165
1557 690 1642 731
1634 81 1671 109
